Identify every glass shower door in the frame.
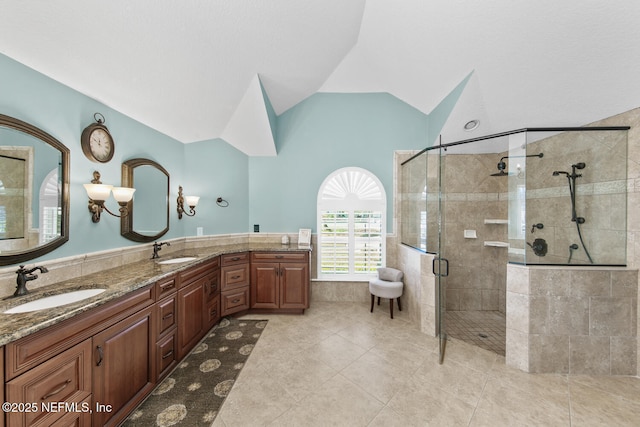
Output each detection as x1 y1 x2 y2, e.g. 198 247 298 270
427 145 449 364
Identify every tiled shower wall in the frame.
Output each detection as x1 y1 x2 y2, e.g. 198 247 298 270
506 264 637 375
521 129 628 265
442 154 508 314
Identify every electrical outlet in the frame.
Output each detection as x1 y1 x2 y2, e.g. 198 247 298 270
196 227 203 236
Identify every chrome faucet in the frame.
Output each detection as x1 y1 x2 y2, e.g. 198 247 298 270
14 265 49 297
152 241 170 259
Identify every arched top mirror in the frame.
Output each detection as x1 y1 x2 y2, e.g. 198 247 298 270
121 158 169 242
0 113 70 266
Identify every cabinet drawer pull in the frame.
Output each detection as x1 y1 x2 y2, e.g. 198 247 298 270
162 350 174 359
231 275 241 280
276 255 284 259
160 282 175 290
41 379 72 400
210 309 217 316
162 313 174 320
96 345 104 366
231 257 240 261
231 298 240 303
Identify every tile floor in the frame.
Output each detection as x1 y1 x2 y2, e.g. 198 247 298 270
213 301 640 426
445 310 506 356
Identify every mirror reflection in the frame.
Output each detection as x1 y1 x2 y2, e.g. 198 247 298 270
0 114 69 265
121 158 169 242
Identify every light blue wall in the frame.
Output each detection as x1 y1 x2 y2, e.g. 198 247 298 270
0 54 188 263
183 139 249 235
0 53 464 266
249 92 437 233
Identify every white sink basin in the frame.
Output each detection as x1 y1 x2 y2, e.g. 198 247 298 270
157 256 197 265
4 289 107 314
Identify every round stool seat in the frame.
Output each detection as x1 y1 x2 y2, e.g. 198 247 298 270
368 267 404 319
368 278 403 299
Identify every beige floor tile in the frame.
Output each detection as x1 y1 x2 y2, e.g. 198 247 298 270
227 303 640 427
299 333 368 371
412 356 488 406
569 379 640 426
341 350 414 403
336 322 387 349
269 373 384 426
386 375 476 426
367 405 425 427
217 375 294 426
569 374 640 402
264 351 337 403
475 377 571 425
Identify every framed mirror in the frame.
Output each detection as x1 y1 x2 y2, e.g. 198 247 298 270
0 114 70 265
121 158 169 242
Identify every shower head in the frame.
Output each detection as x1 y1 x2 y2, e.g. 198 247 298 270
490 158 508 176
572 162 586 170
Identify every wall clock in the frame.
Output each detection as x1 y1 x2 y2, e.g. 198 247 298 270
81 112 114 163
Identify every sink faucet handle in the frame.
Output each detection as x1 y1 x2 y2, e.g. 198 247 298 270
152 241 169 259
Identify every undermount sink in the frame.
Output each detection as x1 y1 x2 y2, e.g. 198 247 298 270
4 288 107 314
157 256 197 265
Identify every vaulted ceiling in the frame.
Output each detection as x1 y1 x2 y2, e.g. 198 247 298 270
1 1 639 155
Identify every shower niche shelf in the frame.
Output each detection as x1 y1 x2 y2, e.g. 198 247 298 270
484 241 509 247
484 219 508 224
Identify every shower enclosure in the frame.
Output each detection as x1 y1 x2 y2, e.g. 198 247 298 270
400 127 629 362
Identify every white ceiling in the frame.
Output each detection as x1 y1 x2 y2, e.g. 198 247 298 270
1 1 639 155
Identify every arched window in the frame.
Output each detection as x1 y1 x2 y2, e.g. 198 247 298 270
317 167 386 279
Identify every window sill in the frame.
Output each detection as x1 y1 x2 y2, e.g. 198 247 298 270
312 276 375 282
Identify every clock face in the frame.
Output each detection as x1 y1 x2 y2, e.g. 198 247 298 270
89 128 113 162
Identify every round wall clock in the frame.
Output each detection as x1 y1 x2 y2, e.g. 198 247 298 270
81 112 114 163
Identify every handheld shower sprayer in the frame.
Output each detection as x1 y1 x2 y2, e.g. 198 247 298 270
552 161 593 263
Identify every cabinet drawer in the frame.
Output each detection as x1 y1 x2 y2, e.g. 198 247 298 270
157 295 177 337
178 257 219 287
221 264 250 290
221 287 250 316
156 331 177 381
251 252 308 263
156 276 177 300
206 296 220 329
204 270 220 301
6 339 92 427
221 252 250 266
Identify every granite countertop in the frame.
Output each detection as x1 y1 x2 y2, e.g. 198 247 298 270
0 243 310 346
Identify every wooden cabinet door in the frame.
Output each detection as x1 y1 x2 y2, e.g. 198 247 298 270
92 306 155 427
177 279 206 359
250 263 279 309
280 262 309 309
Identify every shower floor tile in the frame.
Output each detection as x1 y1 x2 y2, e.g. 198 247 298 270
445 310 506 356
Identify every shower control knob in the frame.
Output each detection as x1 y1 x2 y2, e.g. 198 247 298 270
531 223 544 233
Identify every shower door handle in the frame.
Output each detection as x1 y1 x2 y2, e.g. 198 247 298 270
432 257 449 277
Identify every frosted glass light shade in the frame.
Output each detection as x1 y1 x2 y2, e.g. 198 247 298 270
112 187 136 203
185 195 200 207
84 183 113 201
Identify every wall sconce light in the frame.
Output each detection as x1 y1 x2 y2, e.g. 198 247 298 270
83 171 135 223
177 185 200 219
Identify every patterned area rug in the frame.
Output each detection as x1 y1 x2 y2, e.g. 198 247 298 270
123 317 267 427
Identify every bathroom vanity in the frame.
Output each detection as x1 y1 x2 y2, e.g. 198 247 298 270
0 245 310 426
